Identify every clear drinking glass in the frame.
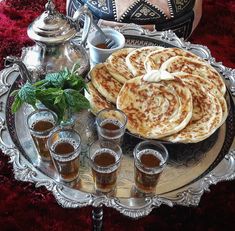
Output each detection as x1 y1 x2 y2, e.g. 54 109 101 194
27 109 58 161
96 108 127 146
88 140 122 194
133 140 168 195
48 128 81 182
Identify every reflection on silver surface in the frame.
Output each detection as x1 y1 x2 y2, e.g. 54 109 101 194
5 1 92 81
0 25 235 219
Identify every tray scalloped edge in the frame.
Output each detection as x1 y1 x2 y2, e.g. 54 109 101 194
0 25 235 219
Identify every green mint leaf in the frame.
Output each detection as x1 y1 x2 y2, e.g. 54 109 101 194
11 95 23 113
54 93 64 105
64 89 90 112
36 88 66 121
10 64 88 119
36 88 63 97
54 91 67 115
18 82 36 106
36 88 63 109
63 67 70 75
33 79 48 88
45 72 64 88
45 68 70 88
64 73 86 91
60 68 70 80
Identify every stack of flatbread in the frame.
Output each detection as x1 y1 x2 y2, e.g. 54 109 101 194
86 46 228 143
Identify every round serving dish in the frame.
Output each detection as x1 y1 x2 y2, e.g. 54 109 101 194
0 25 234 218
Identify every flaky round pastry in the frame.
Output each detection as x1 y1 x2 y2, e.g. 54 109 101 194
117 76 193 139
160 56 226 95
89 63 123 104
173 72 228 125
163 74 223 143
144 47 199 72
126 46 164 77
85 82 114 115
105 48 135 84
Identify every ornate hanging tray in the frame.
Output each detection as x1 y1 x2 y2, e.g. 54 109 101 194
0 24 235 219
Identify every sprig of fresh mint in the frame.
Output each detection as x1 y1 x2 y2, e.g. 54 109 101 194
11 64 90 122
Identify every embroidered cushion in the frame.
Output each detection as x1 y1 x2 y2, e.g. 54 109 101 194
66 0 202 39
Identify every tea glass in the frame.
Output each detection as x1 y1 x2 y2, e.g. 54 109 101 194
27 109 58 161
96 108 127 147
133 140 168 195
88 140 122 194
48 128 81 182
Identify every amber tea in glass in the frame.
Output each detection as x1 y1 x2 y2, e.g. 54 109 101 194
48 128 81 182
134 141 168 194
96 108 127 146
89 141 122 194
27 109 58 161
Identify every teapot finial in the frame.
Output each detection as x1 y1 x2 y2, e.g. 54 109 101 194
45 0 55 14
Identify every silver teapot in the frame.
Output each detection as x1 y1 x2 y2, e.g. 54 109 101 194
5 0 92 82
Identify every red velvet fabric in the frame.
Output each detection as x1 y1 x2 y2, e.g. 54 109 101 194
0 0 235 230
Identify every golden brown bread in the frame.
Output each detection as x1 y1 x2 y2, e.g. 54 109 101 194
117 76 193 139
85 82 114 115
89 63 123 104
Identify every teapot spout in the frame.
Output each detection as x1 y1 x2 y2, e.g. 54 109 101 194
4 56 32 83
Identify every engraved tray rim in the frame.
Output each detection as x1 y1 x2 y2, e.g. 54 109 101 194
0 24 235 219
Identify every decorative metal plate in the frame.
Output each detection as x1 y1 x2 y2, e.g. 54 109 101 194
0 25 235 219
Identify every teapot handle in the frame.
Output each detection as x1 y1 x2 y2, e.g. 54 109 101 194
4 56 32 83
73 4 92 47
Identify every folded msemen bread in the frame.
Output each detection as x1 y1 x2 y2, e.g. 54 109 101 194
160 56 226 95
85 82 114 115
86 47 228 143
144 47 200 71
89 63 122 104
105 48 135 83
164 73 224 143
126 46 164 77
117 76 193 139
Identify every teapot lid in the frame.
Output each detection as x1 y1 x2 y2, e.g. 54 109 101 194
27 0 77 44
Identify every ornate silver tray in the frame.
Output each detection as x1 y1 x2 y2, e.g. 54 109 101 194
0 25 235 219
